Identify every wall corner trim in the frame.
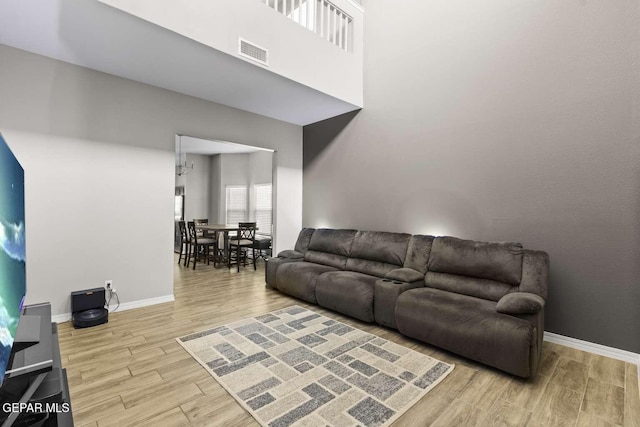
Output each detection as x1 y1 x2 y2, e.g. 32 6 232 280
544 331 639 367
51 294 176 324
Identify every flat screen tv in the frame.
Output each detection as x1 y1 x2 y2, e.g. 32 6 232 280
0 133 26 386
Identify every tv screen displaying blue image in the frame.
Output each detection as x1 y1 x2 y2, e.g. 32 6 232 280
0 133 26 386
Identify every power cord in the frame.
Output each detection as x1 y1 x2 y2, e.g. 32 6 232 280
106 284 120 312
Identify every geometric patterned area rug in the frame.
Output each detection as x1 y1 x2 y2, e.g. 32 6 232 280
177 305 454 427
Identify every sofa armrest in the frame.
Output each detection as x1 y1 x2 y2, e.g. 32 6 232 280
497 292 545 315
277 249 304 259
384 268 424 283
265 256 303 289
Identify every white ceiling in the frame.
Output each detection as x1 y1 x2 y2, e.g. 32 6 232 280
177 136 273 155
0 0 359 126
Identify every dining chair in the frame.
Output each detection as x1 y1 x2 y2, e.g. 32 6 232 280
187 221 217 270
254 235 272 261
229 222 257 272
177 220 191 266
194 218 209 238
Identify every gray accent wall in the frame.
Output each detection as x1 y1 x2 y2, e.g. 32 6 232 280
303 1 640 352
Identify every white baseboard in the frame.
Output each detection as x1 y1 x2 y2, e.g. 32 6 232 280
51 313 72 323
544 332 640 387
544 331 640 366
51 294 175 324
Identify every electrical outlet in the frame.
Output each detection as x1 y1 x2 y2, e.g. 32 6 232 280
105 280 113 290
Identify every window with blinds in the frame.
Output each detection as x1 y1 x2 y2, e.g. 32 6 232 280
254 184 272 236
226 185 248 225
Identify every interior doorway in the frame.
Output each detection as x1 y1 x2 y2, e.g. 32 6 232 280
174 135 275 265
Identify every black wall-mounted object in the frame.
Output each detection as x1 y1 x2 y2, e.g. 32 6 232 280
71 288 108 329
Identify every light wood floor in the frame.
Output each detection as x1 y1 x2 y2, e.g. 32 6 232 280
58 257 640 427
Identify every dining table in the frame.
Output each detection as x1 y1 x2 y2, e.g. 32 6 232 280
195 224 257 267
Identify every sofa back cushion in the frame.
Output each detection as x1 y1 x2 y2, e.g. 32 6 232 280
428 236 524 285
307 229 357 255
342 231 411 277
294 228 316 254
403 235 435 274
304 229 357 269
350 231 411 265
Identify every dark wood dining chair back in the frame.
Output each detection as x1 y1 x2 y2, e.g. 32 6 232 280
186 221 217 270
177 220 190 266
238 222 256 241
229 222 257 272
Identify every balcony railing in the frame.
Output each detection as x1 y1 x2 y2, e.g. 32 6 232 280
262 0 353 52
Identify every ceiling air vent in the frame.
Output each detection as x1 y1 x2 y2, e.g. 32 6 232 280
239 38 268 66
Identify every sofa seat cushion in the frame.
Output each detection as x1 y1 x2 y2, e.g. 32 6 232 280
385 268 424 283
265 257 303 289
395 287 535 377
316 271 378 323
424 271 515 302
276 262 339 303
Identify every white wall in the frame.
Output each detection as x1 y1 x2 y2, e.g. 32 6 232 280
209 154 222 224
0 45 302 316
6 131 174 311
99 0 364 107
249 151 273 187
183 153 210 221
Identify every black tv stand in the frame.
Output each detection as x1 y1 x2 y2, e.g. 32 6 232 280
1 303 73 427
11 316 41 354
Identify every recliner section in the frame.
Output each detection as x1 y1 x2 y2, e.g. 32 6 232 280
265 228 549 378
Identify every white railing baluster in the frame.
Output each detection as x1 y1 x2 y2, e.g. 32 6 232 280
343 13 347 50
327 4 332 42
262 0 351 52
332 6 337 44
320 0 324 38
338 12 343 48
343 13 348 50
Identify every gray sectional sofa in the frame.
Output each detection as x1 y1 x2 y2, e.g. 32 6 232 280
265 228 549 378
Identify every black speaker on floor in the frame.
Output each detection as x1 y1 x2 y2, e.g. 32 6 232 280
71 288 108 328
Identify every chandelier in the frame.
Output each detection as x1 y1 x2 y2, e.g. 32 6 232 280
176 136 193 176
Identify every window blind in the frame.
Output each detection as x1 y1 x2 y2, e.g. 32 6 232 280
254 184 272 236
226 185 248 225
